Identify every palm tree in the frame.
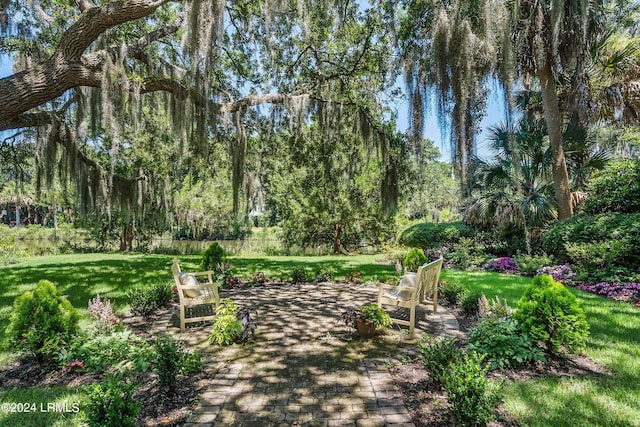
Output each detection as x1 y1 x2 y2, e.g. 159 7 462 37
465 115 556 253
503 0 606 220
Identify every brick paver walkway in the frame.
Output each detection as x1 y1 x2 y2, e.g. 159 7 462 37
153 283 462 427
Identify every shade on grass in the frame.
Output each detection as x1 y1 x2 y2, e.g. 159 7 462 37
0 255 638 426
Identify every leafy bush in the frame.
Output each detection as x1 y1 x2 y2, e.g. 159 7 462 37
398 221 474 249
467 317 546 370
58 330 152 372
441 351 500 427
447 237 487 270
514 275 589 355
314 266 337 282
542 212 640 283
483 257 519 274
403 247 428 272
418 336 462 386
153 334 203 390
461 289 483 316
127 282 173 316
7 280 80 363
583 160 640 214
82 371 141 427
209 299 244 346
200 242 227 271
515 253 553 277
247 271 268 286
439 280 465 306
290 266 309 283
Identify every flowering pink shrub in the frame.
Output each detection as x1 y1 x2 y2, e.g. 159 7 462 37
536 265 575 285
88 294 118 332
577 282 640 305
483 257 519 274
68 360 84 369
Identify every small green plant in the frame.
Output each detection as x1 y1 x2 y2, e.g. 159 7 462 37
418 335 462 386
340 303 392 330
439 280 465 306
403 247 427 272
441 351 500 427
153 334 203 390
247 271 268 286
127 282 173 316
515 253 553 277
209 299 244 346
467 317 546 370
290 266 308 283
82 371 141 427
460 289 483 316
514 275 590 355
200 242 227 271
314 266 337 282
7 279 80 363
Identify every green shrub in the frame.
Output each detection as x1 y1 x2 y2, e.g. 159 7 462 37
314 266 337 282
439 280 465 306
127 282 173 316
542 212 640 283
200 242 227 271
441 351 500 427
290 266 308 283
82 371 140 427
7 280 80 363
461 289 483 316
153 334 203 390
398 221 474 249
447 237 487 270
403 247 427 272
209 299 243 346
515 253 553 277
583 160 640 214
514 275 589 355
467 318 546 370
58 330 151 372
418 336 462 386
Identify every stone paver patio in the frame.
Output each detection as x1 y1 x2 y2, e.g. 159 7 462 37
152 283 463 427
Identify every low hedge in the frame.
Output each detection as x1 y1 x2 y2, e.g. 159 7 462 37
398 221 474 249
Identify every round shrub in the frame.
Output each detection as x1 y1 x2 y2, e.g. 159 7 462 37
7 279 80 362
403 248 427 272
514 275 589 355
461 289 483 316
439 280 465 306
398 221 474 249
83 371 140 427
200 242 227 271
418 336 462 386
583 160 640 214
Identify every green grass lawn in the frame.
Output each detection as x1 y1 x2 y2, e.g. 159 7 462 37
0 254 638 426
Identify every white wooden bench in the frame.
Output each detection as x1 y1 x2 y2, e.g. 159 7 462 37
171 257 220 332
377 257 443 338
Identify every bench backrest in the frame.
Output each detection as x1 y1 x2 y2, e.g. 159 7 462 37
415 257 443 303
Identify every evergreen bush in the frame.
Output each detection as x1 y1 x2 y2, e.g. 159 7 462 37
7 279 79 363
398 221 474 249
200 242 227 272
403 247 427 272
583 160 640 214
82 371 140 427
418 336 461 386
514 275 589 355
127 282 173 316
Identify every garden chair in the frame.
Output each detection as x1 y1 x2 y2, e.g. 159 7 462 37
377 257 443 338
171 257 221 332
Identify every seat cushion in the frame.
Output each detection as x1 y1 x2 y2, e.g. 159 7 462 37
383 288 413 302
178 273 201 298
401 273 417 286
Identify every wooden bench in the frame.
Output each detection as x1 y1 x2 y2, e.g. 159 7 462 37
171 257 221 332
377 257 443 338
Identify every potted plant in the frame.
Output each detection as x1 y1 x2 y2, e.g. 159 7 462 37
340 303 392 339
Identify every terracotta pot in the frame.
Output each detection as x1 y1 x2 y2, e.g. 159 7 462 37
356 322 376 339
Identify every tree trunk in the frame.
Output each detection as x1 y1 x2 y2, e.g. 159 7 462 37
333 223 344 254
120 223 134 252
538 59 574 220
